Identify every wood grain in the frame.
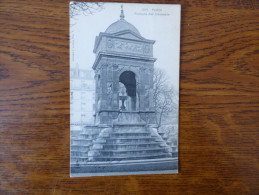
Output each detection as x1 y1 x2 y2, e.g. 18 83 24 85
0 0 259 194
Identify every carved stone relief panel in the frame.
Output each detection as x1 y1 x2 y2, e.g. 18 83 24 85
105 38 152 56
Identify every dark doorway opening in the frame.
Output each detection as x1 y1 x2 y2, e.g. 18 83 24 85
119 71 137 111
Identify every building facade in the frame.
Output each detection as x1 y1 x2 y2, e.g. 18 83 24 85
70 65 95 131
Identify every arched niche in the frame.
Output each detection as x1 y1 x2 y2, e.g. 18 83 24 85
119 71 138 111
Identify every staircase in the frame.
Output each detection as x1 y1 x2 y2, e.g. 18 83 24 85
87 124 172 162
70 126 100 165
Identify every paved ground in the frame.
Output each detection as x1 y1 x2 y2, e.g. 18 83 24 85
71 158 178 176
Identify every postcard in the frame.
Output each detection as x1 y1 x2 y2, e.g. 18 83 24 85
70 2 180 177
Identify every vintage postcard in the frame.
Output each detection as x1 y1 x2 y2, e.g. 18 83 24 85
70 2 180 177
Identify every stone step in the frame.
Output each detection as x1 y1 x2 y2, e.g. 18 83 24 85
104 137 158 144
97 148 168 156
72 138 93 141
109 132 151 138
91 153 171 161
71 151 88 157
71 157 88 163
113 123 146 127
71 139 93 145
79 134 99 139
71 145 90 152
102 143 160 150
113 127 147 133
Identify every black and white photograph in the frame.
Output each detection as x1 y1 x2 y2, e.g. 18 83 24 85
70 2 181 177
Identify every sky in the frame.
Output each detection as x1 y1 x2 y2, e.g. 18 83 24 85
70 3 181 89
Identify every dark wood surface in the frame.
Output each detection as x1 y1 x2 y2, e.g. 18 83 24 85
1 0 258 194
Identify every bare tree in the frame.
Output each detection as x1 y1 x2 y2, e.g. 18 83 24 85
153 68 177 127
70 2 104 18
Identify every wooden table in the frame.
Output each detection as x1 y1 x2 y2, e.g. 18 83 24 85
1 0 258 194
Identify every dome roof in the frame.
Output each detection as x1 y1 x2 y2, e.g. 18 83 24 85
105 5 141 35
105 19 141 35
